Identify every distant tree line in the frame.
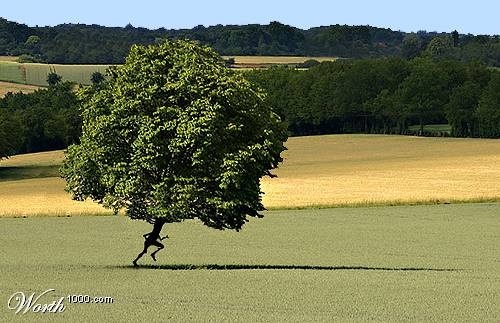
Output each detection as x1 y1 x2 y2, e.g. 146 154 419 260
3 17 500 66
1 57 500 160
245 58 500 138
0 82 81 158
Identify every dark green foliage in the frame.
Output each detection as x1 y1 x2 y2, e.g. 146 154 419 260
446 61 493 136
246 59 499 138
16 54 40 63
452 30 459 47
401 34 424 59
0 82 80 157
398 58 466 133
224 57 235 67
61 40 287 230
2 17 500 66
247 59 410 135
0 108 22 159
90 71 105 85
477 73 500 137
445 81 482 137
24 35 40 46
0 18 33 56
424 36 454 59
47 72 62 86
296 59 320 68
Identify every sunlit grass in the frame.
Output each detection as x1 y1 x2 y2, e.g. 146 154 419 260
0 56 334 87
0 61 111 86
24 63 111 86
0 61 25 83
0 204 498 321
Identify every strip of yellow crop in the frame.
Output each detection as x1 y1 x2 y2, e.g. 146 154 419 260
1 150 64 167
0 81 41 97
0 56 19 62
0 177 113 217
261 134 500 208
223 56 338 64
1 135 499 217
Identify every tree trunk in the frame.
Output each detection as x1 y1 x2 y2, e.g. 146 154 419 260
151 218 166 237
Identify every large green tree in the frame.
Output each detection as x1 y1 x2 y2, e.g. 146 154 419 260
476 72 500 137
61 40 287 248
445 81 481 137
398 59 465 134
424 36 455 60
46 72 62 86
0 109 22 159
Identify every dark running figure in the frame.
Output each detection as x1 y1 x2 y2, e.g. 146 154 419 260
133 219 168 266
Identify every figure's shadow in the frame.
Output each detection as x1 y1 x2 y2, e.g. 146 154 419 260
121 264 458 272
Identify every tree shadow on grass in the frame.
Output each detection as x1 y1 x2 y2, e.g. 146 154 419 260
0 165 60 182
119 264 459 272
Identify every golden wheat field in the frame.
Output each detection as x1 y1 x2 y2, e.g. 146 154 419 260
223 55 338 69
0 150 63 167
223 56 338 64
260 134 500 208
0 135 499 217
0 56 18 62
0 151 112 217
0 55 337 66
0 177 113 216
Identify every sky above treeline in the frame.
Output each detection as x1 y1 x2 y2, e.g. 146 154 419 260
3 0 499 35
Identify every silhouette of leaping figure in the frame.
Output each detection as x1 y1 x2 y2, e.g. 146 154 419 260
133 219 168 266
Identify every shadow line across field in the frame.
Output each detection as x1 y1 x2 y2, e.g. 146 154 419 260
0 165 60 181
119 264 459 272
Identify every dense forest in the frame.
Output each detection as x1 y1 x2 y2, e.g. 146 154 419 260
2 17 500 65
0 82 80 158
247 58 500 138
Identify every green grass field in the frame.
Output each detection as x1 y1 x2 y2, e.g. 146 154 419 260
0 204 499 321
0 61 111 86
0 62 25 84
0 135 499 321
0 55 338 86
24 63 111 86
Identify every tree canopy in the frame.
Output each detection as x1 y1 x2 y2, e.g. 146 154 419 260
61 40 287 230
0 83 80 157
46 72 62 86
246 58 499 137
